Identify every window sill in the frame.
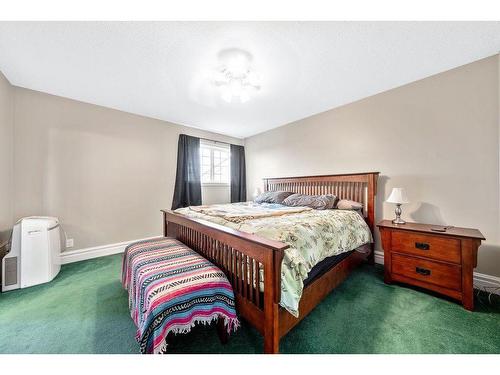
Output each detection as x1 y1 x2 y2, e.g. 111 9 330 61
202 183 230 187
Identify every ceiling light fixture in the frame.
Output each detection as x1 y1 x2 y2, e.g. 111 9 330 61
213 48 261 103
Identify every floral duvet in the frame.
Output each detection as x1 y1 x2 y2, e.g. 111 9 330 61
175 202 372 317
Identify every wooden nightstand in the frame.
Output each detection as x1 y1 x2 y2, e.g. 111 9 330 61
377 220 485 310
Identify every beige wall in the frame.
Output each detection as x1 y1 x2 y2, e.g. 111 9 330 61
12 87 241 250
0 72 13 245
245 55 500 277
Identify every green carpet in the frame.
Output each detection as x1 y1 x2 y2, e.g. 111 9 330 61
0 254 499 354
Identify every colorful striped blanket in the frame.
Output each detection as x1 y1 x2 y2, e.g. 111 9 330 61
122 237 239 353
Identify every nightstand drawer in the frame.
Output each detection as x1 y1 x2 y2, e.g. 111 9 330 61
391 231 461 264
392 254 462 291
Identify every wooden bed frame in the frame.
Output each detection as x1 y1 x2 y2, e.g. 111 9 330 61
162 172 379 353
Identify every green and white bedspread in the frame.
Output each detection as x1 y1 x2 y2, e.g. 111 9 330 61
174 202 372 317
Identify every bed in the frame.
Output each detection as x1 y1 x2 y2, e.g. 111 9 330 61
162 172 379 353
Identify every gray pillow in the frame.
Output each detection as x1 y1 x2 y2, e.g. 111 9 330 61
336 199 364 212
254 191 294 204
282 193 338 210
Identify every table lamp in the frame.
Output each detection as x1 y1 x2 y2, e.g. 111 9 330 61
253 187 262 200
386 188 409 224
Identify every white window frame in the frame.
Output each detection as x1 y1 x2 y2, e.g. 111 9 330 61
200 140 231 186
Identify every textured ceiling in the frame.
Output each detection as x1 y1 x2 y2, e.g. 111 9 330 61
0 21 499 138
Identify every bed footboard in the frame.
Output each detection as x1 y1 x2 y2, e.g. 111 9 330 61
162 210 288 353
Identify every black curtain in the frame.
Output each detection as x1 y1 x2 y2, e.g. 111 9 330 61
171 134 202 210
230 144 247 203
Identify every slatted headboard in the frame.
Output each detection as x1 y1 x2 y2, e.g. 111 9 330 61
263 172 379 233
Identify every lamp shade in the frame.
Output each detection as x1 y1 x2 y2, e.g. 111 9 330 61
386 188 409 204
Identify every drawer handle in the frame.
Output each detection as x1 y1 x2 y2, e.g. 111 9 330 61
415 242 430 250
416 267 431 276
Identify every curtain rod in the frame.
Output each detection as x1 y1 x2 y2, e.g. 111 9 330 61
181 133 240 147
199 137 231 146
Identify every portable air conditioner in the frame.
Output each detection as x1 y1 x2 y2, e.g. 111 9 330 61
1 216 61 292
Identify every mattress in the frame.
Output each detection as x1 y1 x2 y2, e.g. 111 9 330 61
303 251 354 287
303 243 371 287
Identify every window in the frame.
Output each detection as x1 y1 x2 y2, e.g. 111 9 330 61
200 140 230 185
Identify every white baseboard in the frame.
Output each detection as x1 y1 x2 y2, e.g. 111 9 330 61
60 241 500 294
374 250 385 265
473 272 500 291
60 236 159 264
373 250 500 294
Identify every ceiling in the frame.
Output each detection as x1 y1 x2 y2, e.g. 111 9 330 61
1 22 499 138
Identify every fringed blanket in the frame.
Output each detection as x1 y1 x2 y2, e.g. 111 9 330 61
122 237 239 354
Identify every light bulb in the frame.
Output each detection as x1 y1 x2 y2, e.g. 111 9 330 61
226 55 249 76
221 87 233 103
229 81 243 97
239 91 250 103
212 48 261 103
247 71 260 87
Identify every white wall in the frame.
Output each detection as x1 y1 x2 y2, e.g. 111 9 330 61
202 185 231 205
0 71 13 245
245 55 500 277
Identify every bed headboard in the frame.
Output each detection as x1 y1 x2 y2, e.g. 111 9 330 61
263 172 379 232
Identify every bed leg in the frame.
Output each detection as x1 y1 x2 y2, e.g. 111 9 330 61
264 335 280 354
264 303 280 354
264 331 280 354
165 332 174 347
367 244 375 265
217 318 229 345
367 251 375 265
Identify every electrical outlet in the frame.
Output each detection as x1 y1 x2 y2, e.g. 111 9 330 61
66 238 74 248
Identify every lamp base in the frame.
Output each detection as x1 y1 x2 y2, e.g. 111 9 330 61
392 203 405 224
392 217 406 225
